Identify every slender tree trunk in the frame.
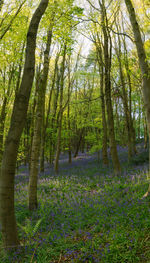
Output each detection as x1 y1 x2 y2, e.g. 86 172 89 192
124 0 150 194
0 0 48 249
49 64 60 164
138 96 141 140
74 128 84 158
144 116 148 149
96 40 109 165
54 44 66 174
0 67 14 164
28 74 43 210
100 69 109 165
15 41 25 95
115 35 133 160
29 28 53 209
101 0 121 174
29 68 41 170
122 35 136 154
39 29 53 172
67 57 72 163
40 53 59 169
23 116 30 165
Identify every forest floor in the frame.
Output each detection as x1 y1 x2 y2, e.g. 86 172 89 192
1 143 150 262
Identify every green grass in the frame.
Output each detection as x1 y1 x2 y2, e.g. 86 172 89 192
0 157 150 262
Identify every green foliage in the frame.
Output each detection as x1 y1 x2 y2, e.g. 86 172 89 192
17 218 43 239
89 143 102 154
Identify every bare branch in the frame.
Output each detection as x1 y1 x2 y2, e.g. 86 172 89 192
108 26 134 42
86 0 101 12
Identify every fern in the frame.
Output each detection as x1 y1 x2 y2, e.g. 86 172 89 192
33 218 42 235
18 218 42 238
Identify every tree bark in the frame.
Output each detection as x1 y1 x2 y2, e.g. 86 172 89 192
40 51 59 171
28 73 43 210
74 128 84 158
96 37 109 165
115 34 134 160
123 36 136 154
67 57 72 163
29 28 53 209
49 63 60 164
144 116 148 149
15 41 25 95
54 44 66 174
100 0 121 174
0 67 14 164
0 0 48 250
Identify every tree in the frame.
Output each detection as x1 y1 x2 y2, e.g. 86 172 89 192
124 0 150 195
54 43 67 174
0 0 26 40
0 0 49 250
29 27 53 210
114 29 135 160
95 33 109 165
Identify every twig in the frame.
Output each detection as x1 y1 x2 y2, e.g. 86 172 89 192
30 243 40 263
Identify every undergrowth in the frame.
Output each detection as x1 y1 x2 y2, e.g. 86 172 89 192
0 148 150 262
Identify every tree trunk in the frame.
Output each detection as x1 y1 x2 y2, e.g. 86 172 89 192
74 128 84 158
123 38 136 154
40 52 59 170
124 0 150 194
0 0 48 250
54 44 66 174
115 34 133 160
15 41 25 95
49 63 60 164
28 74 43 210
39 28 54 172
144 116 148 149
0 67 14 164
28 65 42 171
67 57 72 163
101 0 121 174
29 28 53 209
138 96 141 140
96 39 109 165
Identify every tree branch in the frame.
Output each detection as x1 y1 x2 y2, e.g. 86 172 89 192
0 0 26 40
